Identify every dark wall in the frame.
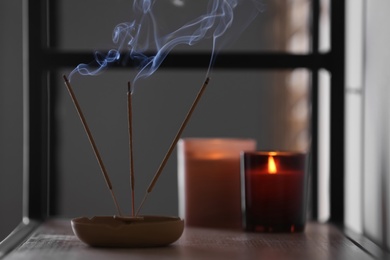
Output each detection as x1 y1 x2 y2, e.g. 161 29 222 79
0 1 23 241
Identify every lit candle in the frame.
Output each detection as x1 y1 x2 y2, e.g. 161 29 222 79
241 151 308 232
178 138 256 229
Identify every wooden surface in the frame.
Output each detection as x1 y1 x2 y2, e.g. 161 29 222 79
2 219 375 260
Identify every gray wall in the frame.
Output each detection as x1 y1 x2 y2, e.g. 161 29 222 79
363 0 390 249
0 1 24 240
54 70 282 217
53 0 287 218
0 0 294 240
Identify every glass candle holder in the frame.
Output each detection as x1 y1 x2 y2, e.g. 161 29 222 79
241 151 308 232
178 138 256 229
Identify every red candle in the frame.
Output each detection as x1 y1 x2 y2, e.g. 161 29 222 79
178 138 256 229
241 151 308 232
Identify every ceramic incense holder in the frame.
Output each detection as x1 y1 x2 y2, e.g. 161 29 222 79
71 215 184 247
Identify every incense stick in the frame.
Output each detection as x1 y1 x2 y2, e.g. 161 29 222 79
127 82 136 216
63 75 123 216
136 77 210 215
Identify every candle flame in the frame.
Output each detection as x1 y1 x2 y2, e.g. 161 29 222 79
268 155 277 174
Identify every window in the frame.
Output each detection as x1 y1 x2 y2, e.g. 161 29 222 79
23 0 345 223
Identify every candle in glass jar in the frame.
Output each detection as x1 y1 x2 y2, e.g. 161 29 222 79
241 151 308 232
178 138 256 229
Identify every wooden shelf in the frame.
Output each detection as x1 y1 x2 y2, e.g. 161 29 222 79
1 219 387 259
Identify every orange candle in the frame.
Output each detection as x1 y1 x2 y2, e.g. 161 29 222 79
178 138 256 229
241 151 308 232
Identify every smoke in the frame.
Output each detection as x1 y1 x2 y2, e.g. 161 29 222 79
68 0 264 86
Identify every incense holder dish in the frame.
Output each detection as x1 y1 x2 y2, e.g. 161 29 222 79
71 215 184 247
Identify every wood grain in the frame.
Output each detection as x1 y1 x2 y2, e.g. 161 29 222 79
3 220 374 260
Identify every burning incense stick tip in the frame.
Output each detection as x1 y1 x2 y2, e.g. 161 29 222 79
63 74 69 83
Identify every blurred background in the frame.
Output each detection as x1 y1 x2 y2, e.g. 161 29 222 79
0 0 388 251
